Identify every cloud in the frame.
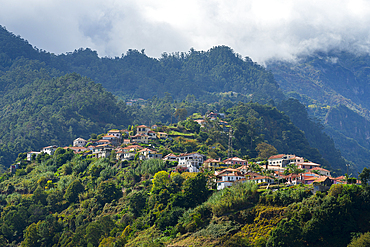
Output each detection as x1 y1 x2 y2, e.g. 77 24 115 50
1 0 370 63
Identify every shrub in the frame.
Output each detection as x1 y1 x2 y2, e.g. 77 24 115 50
206 182 258 216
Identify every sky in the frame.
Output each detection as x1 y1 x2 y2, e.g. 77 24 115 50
1 0 370 64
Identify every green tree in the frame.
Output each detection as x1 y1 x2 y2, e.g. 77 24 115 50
348 232 370 247
256 142 278 160
97 180 122 204
182 173 210 207
359 167 370 186
64 179 84 203
175 108 188 121
151 171 170 193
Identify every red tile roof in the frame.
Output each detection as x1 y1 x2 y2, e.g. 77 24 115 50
268 154 285 160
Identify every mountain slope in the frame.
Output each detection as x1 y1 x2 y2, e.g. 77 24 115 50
0 60 131 168
267 51 370 173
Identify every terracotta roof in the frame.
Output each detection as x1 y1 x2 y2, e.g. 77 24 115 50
204 158 221 163
313 176 331 183
103 134 117 138
125 145 143 150
137 125 149 128
223 157 246 163
97 140 111 143
219 172 243 177
216 168 241 176
268 154 285 160
164 153 177 157
178 152 202 157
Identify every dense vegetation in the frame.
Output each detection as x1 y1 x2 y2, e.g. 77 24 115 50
0 141 369 246
0 64 131 169
0 26 283 103
0 25 347 174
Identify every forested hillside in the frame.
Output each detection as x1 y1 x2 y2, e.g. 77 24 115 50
0 61 131 169
0 26 283 103
0 25 348 174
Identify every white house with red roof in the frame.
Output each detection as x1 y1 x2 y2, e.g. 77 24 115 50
223 157 247 166
215 168 245 190
163 153 178 161
177 153 204 172
41 145 58 155
268 154 296 167
297 162 321 170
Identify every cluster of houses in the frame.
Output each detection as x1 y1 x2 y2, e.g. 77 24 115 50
19 122 350 192
24 125 169 162
215 154 351 191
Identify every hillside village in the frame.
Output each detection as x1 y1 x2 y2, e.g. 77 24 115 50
15 112 352 193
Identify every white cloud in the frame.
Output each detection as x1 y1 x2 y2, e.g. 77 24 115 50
1 0 370 63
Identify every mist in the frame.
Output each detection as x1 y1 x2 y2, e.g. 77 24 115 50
1 0 370 63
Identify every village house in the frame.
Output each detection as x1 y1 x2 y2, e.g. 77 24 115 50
284 173 303 185
123 139 131 145
92 144 113 158
268 154 296 167
223 157 247 166
27 151 41 161
237 165 251 174
108 129 122 139
203 158 222 168
156 132 168 139
177 153 204 173
137 125 151 135
309 167 331 177
215 168 245 190
147 130 157 140
163 153 178 162
102 134 120 146
138 148 163 160
194 119 206 128
245 175 275 184
131 133 149 144
297 161 321 170
313 176 334 193
10 164 18 173
73 138 88 147
41 145 58 155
